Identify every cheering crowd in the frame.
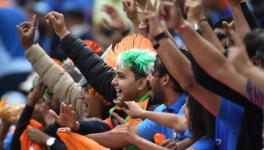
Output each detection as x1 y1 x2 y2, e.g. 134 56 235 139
0 0 264 149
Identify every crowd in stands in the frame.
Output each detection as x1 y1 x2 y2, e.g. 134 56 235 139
0 0 264 149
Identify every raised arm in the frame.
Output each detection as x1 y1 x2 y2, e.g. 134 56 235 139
227 29 264 107
167 2 248 98
228 0 251 38
102 5 130 37
144 2 223 116
25 45 86 118
185 0 225 53
11 81 45 150
45 11 117 102
122 0 141 33
17 15 84 118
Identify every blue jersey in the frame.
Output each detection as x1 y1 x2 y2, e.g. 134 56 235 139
136 94 186 141
215 97 244 150
192 137 217 150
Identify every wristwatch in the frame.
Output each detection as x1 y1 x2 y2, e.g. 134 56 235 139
153 31 169 49
46 137 56 147
192 23 200 31
154 31 169 42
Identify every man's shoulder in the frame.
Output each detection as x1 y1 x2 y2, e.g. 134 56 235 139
153 104 166 112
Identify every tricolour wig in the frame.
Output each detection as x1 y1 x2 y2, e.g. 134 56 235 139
117 49 156 79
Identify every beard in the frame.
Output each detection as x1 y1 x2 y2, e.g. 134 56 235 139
150 88 165 105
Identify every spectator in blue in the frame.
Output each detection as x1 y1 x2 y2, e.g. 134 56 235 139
0 1 32 96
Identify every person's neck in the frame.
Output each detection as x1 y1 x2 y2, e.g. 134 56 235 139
135 89 150 102
163 90 182 107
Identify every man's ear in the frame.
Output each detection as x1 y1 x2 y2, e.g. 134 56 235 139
160 74 169 86
137 78 148 91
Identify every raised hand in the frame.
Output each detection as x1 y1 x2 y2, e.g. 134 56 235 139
122 0 138 22
27 81 45 107
45 11 70 39
121 101 145 117
223 21 235 32
142 0 164 37
49 103 80 131
16 15 37 49
102 5 127 32
170 0 186 31
28 127 51 144
184 0 204 24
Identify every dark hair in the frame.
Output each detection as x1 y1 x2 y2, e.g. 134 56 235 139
187 95 215 139
153 55 184 93
244 29 264 63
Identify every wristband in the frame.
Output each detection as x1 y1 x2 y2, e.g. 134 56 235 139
60 31 71 40
154 31 168 42
153 42 160 49
192 23 200 31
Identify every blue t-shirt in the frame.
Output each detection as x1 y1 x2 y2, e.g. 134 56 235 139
136 94 186 141
192 137 217 150
184 129 216 150
215 97 245 150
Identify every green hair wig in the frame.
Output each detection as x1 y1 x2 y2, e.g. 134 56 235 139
117 49 156 78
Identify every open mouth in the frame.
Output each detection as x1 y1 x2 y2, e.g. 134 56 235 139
116 89 122 94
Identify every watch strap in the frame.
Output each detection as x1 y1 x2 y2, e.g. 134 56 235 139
154 31 168 42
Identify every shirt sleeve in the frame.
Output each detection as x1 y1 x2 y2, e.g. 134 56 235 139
217 97 245 130
77 119 110 134
246 80 264 109
136 105 164 141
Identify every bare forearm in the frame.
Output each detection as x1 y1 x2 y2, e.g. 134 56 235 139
157 37 194 90
181 25 249 97
130 18 141 33
141 111 186 132
180 25 229 79
135 137 193 150
199 19 225 53
86 131 129 148
176 138 195 150
230 5 251 38
133 136 169 150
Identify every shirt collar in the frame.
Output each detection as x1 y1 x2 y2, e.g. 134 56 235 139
164 94 187 113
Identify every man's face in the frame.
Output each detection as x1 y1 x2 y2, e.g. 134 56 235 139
147 69 165 104
111 65 144 101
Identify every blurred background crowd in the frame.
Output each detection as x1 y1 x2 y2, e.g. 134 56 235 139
1 0 264 102
0 0 264 149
